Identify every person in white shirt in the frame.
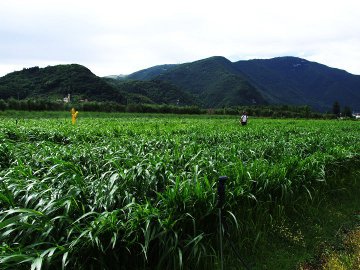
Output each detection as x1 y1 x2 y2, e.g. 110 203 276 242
240 112 248 126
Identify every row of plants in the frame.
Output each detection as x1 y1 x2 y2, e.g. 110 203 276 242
0 115 359 269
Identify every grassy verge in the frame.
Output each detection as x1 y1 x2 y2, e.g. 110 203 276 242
242 168 360 270
315 227 360 270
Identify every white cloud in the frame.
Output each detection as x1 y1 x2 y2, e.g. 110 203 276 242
0 0 360 77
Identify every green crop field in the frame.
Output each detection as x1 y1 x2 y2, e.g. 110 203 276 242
0 112 359 270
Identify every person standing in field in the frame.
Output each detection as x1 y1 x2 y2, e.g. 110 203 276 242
240 112 248 126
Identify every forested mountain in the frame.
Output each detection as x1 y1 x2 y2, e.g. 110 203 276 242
234 57 360 111
0 64 126 103
123 56 360 111
1 56 360 111
122 56 267 107
0 64 195 106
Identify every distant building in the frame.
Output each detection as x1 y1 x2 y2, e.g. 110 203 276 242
63 94 70 103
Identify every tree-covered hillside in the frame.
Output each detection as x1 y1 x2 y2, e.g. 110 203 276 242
105 79 197 106
234 57 360 111
151 56 267 107
1 56 360 111
0 64 195 106
123 56 360 111
0 65 126 103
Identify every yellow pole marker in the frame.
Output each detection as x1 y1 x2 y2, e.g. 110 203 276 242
71 108 79 125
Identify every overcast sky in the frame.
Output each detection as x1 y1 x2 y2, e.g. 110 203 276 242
1 0 360 77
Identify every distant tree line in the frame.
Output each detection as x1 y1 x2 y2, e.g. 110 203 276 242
0 98 354 119
0 98 202 114
332 101 353 118
0 98 65 111
208 105 339 119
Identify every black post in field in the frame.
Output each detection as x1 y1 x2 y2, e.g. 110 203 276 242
217 176 227 270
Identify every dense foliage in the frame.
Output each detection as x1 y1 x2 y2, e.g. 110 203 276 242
235 57 360 111
0 113 359 269
0 65 195 107
105 79 197 106
149 56 267 107
0 65 126 103
0 99 340 118
123 56 360 111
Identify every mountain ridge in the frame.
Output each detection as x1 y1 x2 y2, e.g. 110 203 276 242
233 57 360 110
121 56 360 111
1 56 359 111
